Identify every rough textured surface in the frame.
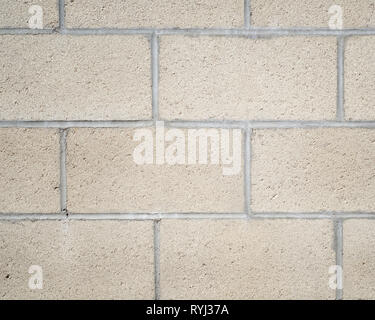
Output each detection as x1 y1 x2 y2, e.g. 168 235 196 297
0 129 60 213
160 219 335 299
252 129 375 212
251 0 375 28
0 35 151 120
65 0 243 28
67 128 243 213
0 0 58 28
159 36 336 121
345 37 375 120
1 0 375 301
343 220 375 300
0 220 154 299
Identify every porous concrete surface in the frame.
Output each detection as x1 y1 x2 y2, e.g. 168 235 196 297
65 0 244 28
251 0 375 28
1 0 375 301
159 36 337 120
0 35 151 120
251 129 375 212
0 220 154 299
160 219 335 299
343 220 375 299
0 0 58 28
345 37 375 120
66 128 244 213
0 129 60 213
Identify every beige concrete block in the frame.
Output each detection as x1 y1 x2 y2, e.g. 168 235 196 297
0 220 154 299
251 129 375 212
0 129 60 213
0 35 151 120
343 220 375 299
160 219 335 299
345 37 375 120
65 0 243 28
251 0 375 28
159 36 336 121
66 127 243 213
0 0 58 28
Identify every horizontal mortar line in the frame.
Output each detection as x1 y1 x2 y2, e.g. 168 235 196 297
0 120 154 128
70 213 247 219
253 212 375 219
61 28 154 35
1 120 375 129
165 120 247 129
1 212 375 221
0 213 246 220
2 27 375 36
0 28 55 35
155 28 375 37
0 28 151 36
248 120 375 128
168 120 375 129
0 214 66 220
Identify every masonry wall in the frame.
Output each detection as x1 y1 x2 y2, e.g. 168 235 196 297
0 0 375 300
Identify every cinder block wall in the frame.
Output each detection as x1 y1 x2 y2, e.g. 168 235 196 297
0 0 374 300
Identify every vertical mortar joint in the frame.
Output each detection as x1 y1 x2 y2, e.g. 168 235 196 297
59 128 67 216
244 124 252 216
58 0 65 31
334 219 343 300
153 219 161 300
337 36 345 121
151 33 159 123
244 0 251 29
